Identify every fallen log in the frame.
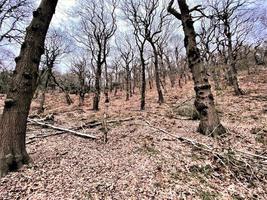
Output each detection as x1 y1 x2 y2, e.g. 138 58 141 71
27 119 97 139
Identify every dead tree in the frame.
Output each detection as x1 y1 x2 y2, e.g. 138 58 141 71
74 0 117 111
0 0 58 178
168 0 226 136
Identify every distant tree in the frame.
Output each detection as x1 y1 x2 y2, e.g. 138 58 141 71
74 0 117 111
124 0 168 104
123 0 149 110
116 35 134 101
0 67 12 93
70 56 88 106
0 0 58 177
168 0 226 136
209 0 253 95
38 30 70 113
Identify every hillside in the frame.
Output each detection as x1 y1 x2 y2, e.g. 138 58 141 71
0 69 266 200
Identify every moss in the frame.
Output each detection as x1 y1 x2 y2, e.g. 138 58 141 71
173 102 200 120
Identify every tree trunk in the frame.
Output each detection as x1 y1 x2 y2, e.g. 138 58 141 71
0 0 58 177
79 91 85 106
212 67 222 91
51 73 73 105
166 54 176 87
149 41 164 104
38 67 51 114
104 62 109 103
168 0 226 136
132 66 136 95
126 68 130 101
93 64 101 111
225 22 244 95
79 78 85 107
140 49 146 110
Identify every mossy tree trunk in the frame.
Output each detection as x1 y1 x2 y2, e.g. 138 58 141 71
168 0 226 136
0 0 58 177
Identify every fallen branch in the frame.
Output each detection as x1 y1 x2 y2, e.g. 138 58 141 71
28 119 97 139
27 117 136 144
144 119 213 151
144 119 267 160
236 149 267 160
85 117 136 128
26 131 66 144
143 119 267 183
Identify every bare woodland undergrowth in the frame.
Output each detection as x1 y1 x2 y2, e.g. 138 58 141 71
0 69 266 199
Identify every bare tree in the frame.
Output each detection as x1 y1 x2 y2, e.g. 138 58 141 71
156 27 177 88
38 29 70 113
0 0 58 177
124 0 168 104
74 0 117 111
123 0 149 110
0 0 32 43
209 0 253 95
116 35 134 101
168 0 226 136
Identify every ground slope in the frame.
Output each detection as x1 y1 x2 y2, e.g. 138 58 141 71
0 69 266 200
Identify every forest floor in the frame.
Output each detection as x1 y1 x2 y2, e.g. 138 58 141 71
0 69 266 200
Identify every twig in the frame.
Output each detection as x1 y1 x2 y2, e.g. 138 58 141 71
236 150 267 160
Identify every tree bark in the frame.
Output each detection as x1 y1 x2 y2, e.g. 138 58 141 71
0 0 58 177
165 54 176 87
104 62 109 103
224 21 244 95
140 48 146 110
126 65 130 101
79 78 85 107
149 40 164 104
38 67 52 114
168 0 226 136
93 63 101 111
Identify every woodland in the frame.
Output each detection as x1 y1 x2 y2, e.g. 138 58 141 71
0 0 266 199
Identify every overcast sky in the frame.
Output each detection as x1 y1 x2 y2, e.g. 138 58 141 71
11 0 267 72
